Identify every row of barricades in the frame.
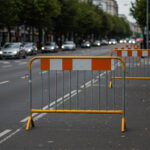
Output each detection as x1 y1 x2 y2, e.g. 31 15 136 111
25 44 144 132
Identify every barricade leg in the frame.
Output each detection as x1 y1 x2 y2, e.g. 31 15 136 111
26 114 35 131
121 116 126 132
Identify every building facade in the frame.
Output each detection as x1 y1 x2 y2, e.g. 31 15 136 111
92 0 118 16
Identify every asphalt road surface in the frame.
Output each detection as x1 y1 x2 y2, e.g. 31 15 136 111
0 44 150 150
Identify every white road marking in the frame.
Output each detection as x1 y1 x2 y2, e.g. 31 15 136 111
0 81 9 85
0 129 11 138
0 71 107 145
19 62 27 65
0 61 10 64
2 65 12 68
0 128 21 144
20 90 77 123
21 74 28 79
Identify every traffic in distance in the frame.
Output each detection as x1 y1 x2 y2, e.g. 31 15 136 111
0 37 140 59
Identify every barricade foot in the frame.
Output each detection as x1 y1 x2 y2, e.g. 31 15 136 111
109 81 112 88
121 116 126 132
26 115 35 131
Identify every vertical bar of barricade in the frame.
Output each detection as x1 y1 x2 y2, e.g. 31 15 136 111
63 71 65 109
84 71 86 109
55 71 57 110
76 71 79 109
40 71 43 109
98 71 100 110
48 70 50 108
91 71 93 105
69 71 72 109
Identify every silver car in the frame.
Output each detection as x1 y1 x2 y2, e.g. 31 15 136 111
23 42 37 55
41 42 59 53
61 41 76 50
0 42 26 59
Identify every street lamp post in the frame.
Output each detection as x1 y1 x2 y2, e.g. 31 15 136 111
146 0 149 49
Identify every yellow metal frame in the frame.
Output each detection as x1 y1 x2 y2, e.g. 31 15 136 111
26 109 125 132
26 56 126 132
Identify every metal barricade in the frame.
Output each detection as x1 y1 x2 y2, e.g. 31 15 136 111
26 56 126 132
110 49 150 88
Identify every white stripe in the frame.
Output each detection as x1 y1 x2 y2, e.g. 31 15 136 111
73 59 91 70
0 129 11 138
132 51 138 57
50 59 62 70
142 51 148 56
0 81 9 85
111 60 115 70
122 51 127 56
0 128 21 144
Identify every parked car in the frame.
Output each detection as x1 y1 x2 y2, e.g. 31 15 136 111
108 39 117 45
61 41 76 50
23 42 37 55
128 39 136 44
101 39 108 45
92 40 101 47
119 39 127 44
0 42 26 59
41 42 59 53
81 41 91 48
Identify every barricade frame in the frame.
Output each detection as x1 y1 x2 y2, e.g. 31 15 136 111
26 56 126 132
109 49 150 88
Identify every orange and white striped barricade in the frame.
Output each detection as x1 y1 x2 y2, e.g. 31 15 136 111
26 56 126 132
109 49 150 88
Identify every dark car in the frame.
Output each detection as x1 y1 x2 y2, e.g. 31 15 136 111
23 42 37 55
61 41 76 50
81 41 91 48
92 40 101 46
1 42 26 59
41 42 59 53
101 39 108 45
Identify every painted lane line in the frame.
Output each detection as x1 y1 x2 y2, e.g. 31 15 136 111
0 129 11 138
20 90 77 123
21 74 28 79
33 91 81 121
0 81 9 85
0 128 21 144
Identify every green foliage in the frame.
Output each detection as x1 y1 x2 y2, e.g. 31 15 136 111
0 0 131 39
130 0 150 31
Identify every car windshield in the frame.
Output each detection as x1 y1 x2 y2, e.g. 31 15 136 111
45 42 55 46
4 43 20 48
24 43 33 47
64 41 74 45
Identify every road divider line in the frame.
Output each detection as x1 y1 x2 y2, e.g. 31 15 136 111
0 128 21 144
0 81 9 85
20 72 106 123
0 129 11 138
20 90 77 123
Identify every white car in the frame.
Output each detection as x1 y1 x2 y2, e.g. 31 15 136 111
61 41 76 50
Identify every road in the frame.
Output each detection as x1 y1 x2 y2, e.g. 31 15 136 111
0 44 150 150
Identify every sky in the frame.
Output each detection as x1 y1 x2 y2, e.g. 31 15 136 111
116 0 136 23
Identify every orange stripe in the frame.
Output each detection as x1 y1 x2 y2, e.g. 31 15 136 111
148 51 150 57
41 59 50 70
128 50 132 56
138 50 142 56
63 59 72 70
92 59 111 70
117 50 122 56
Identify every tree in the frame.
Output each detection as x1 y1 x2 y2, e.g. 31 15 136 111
130 0 149 31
